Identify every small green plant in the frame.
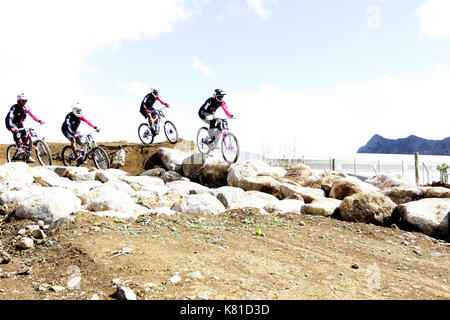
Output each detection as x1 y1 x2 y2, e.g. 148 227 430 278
437 163 450 183
254 228 265 237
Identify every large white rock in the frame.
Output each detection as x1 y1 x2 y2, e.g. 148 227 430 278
0 162 34 189
53 166 96 181
279 183 325 203
330 177 380 200
182 153 229 186
31 167 75 188
212 186 246 209
120 176 165 191
397 198 450 238
79 185 137 212
171 193 226 214
365 172 416 189
301 198 342 217
157 148 191 174
15 187 82 223
110 149 127 169
95 168 128 183
165 180 211 196
264 199 304 214
227 160 286 185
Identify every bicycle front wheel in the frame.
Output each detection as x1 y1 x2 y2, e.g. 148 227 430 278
221 132 240 164
61 145 77 167
138 123 154 144
164 121 178 144
196 127 212 154
34 140 53 166
6 144 19 163
92 147 110 169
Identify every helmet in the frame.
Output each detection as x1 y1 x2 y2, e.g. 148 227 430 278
213 89 226 102
151 87 160 98
72 103 82 117
17 93 28 103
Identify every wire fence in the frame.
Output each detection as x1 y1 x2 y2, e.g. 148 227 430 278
240 151 450 185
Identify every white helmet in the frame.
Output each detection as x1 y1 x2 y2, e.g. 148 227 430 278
17 93 28 102
72 103 82 117
151 86 160 97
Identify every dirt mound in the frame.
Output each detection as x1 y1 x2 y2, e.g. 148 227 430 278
0 139 195 175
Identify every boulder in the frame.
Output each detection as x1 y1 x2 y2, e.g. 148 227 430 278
15 187 82 224
53 166 96 181
0 162 34 189
110 149 127 169
284 163 315 185
365 172 416 189
160 171 189 183
279 183 324 203
119 176 165 192
171 193 226 215
138 167 166 177
381 186 423 205
339 192 397 225
157 148 191 174
182 153 229 186
330 177 380 200
79 184 137 213
397 198 450 238
301 198 342 217
165 180 211 197
422 187 450 199
264 199 304 215
31 167 74 188
212 186 246 209
95 168 128 183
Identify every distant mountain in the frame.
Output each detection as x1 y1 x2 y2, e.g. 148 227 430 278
357 134 450 155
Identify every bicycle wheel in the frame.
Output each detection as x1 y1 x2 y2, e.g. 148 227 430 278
34 140 53 166
61 145 78 167
221 132 240 164
164 121 178 144
138 123 154 144
92 147 110 169
196 127 212 154
6 145 20 163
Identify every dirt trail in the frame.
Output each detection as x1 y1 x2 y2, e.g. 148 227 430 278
0 140 449 301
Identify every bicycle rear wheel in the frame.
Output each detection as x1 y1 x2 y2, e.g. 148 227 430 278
196 127 212 154
221 132 239 164
138 123 154 144
92 147 110 169
6 145 20 163
34 140 52 166
61 146 77 167
164 121 178 144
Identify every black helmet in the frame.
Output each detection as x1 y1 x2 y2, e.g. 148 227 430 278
213 89 226 102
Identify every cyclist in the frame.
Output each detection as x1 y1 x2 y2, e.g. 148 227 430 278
139 87 170 136
61 103 100 162
5 93 45 163
198 89 234 145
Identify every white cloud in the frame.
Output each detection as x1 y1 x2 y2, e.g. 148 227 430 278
245 0 278 19
227 66 450 157
192 57 214 77
416 0 450 39
0 0 191 143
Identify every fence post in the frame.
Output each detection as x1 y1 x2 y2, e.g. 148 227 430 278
332 159 336 171
414 152 419 185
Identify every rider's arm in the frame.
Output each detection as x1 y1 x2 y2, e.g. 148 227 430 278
80 115 97 130
157 97 169 107
26 108 44 124
220 101 233 118
6 107 16 129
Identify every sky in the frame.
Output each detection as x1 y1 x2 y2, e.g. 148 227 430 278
1 0 450 158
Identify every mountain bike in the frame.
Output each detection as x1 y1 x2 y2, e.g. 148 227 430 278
138 106 178 144
61 132 110 169
6 127 53 166
196 117 240 164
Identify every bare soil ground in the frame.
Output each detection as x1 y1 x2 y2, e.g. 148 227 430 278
0 140 449 301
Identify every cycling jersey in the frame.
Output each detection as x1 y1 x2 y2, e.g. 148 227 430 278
198 97 232 119
140 93 167 117
61 112 96 136
5 104 41 130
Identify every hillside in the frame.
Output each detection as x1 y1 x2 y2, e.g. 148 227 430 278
358 134 450 155
0 140 448 302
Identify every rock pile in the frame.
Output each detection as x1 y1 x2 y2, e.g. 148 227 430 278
0 148 448 240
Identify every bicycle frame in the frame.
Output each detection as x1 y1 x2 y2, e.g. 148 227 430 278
210 118 234 149
149 107 168 131
14 128 38 149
